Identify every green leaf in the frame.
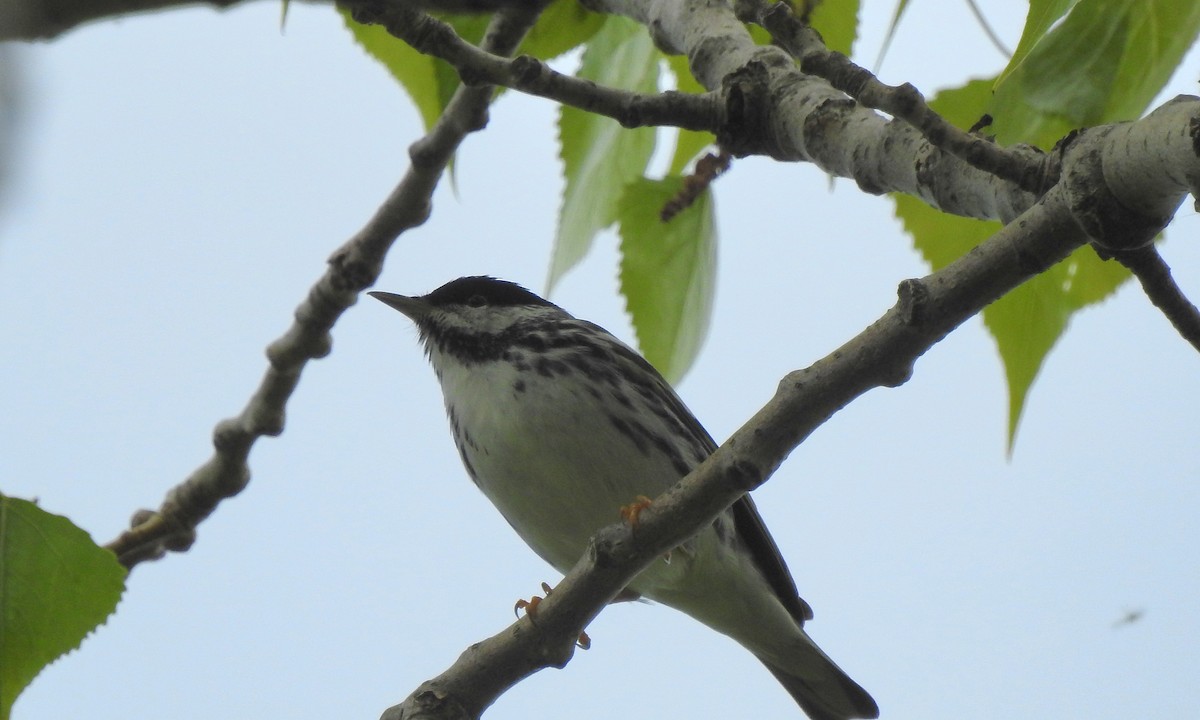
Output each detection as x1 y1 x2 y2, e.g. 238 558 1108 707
974 0 1193 447
995 0 1079 88
341 8 447 131
873 0 911 69
549 17 658 291
900 194 997 275
618 177 717 383
520 0 605 61
665 54 715 176
442 14 488 44
982 251 1127 450
991 0 1200 145
747 22 774 46
921 76 995 129
341 0 602 132
809 0 860 56
443 0 605 63
394 14 486 129
895 79 1132 451
0 494 126 719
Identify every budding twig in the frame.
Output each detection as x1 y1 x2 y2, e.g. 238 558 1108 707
660 150 732 222
104 3 547 569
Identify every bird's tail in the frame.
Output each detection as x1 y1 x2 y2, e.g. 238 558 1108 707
757 654 879 720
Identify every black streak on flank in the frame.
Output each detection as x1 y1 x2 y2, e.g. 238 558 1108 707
537 357 570 377
648 432 692 477
608 415 650 454
519 334 548 353
458 444 479 486
447 405 478 453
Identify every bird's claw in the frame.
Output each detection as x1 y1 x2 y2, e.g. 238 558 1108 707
513 594 542 617
513 581 591 649
620 496 673 564
514 581 555 619
620 495 655 526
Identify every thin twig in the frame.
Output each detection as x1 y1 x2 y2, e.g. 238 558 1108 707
1112 245 1200 353
346 1 722 133
660 150 731 221
964 0 1012 57
104 3 548 568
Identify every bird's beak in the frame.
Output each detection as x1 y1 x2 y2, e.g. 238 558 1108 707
368 291 431 323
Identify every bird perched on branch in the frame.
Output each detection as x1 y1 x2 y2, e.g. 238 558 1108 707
371 276 877 720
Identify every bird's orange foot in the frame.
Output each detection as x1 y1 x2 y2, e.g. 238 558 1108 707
620 495 655 526
513 581 555 619
620 496 675 564
512 582 591 650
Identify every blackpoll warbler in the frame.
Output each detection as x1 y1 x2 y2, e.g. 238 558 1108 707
370 276 877 720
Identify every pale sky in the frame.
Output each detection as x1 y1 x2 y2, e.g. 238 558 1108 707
2 2 1198 719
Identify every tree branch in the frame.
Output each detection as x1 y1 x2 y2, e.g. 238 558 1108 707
584 0 1043 223
1 0 246 40
752 0 1053 196
587 0 1200 239
103 2 548 568
0 0 538 41
1111 245 1200 353
345 0 723 132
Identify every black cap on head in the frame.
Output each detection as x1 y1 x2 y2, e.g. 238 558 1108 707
425 276 555 309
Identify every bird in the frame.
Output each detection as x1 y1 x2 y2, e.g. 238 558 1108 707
370 276 878 720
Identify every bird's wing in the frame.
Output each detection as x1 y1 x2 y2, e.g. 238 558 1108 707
731 494 814 623
608 336 813 624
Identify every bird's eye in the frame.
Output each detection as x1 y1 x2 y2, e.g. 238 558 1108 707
467 294 487 308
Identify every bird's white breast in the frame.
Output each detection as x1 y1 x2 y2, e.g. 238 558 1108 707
431 346 694 576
